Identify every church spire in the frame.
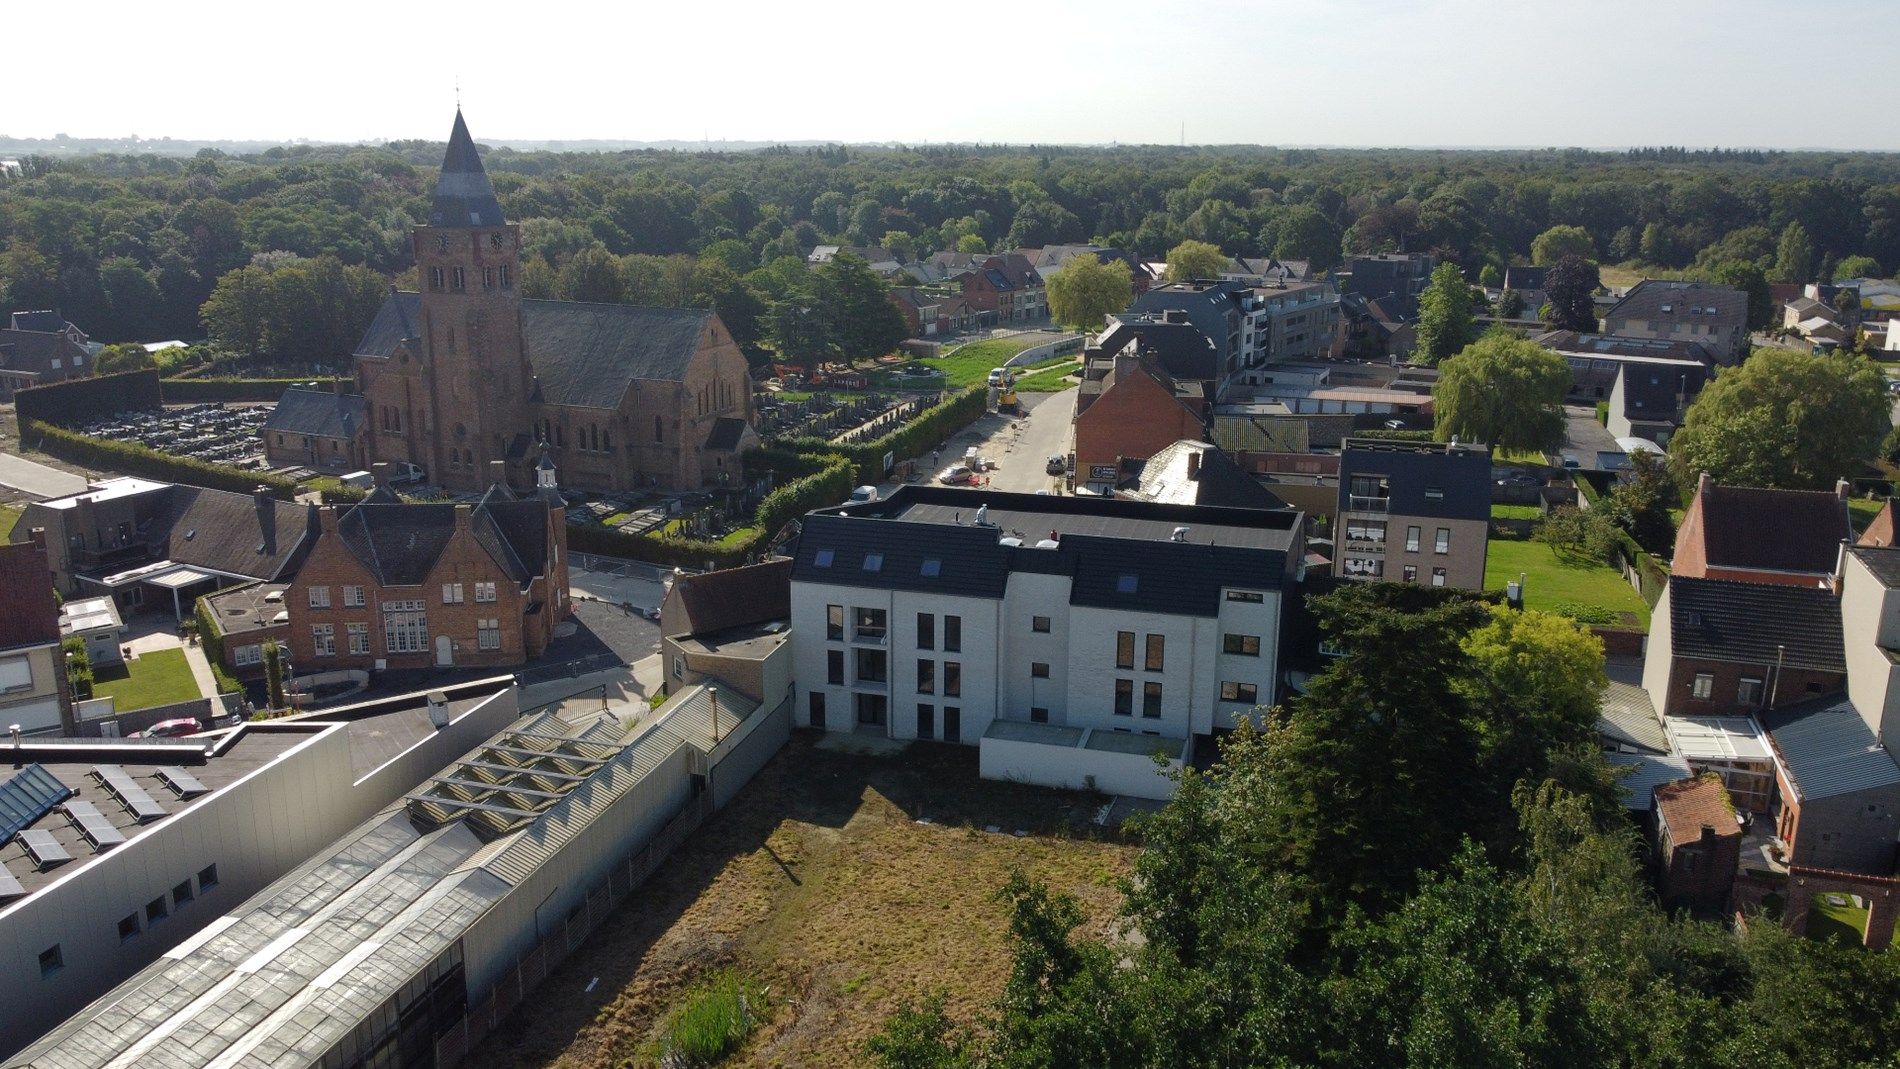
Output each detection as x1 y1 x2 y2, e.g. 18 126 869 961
429 109 506 228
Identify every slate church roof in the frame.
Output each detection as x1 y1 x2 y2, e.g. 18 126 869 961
263 387 366 440
429 109 506 228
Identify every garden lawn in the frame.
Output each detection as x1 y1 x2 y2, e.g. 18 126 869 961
0 504 19 541
1485 538 1650 630
91 647 203 712
920 336 1048 387
1849 497 1885 534
1806 895 1871 947
1012 360 1083 393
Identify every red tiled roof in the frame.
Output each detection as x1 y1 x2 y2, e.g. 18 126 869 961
1655 775 1739 844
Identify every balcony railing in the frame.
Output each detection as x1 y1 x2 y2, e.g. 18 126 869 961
1346 496 1389 513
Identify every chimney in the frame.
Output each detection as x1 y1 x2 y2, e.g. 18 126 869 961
27 526 46 552
318 505 339 533
488 459 507 488
1699 823 1715 844
427 690 449 729
1696 471 1712 498
254 486 276 556
1112 349 1140 385
454 503 473 528
1836 477 1852 502
1186 451 1202 480
371 462 390 489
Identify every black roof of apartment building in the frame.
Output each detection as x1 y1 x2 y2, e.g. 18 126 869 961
1337 438 1492 522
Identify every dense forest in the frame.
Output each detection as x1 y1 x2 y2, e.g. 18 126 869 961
4 139 1900 358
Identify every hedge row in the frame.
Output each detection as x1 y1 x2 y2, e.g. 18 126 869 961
567 522 748 571
22 418 301 499
777 387 986 484
16 369 163 427
1350 428 1437 443
192 597 245 696
754 453 856 538
161 377 338 403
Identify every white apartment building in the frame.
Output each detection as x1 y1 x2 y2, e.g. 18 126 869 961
789 488 1303 798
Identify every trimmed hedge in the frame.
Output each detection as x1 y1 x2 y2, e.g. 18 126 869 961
1351 428 1436 443
755 453 855 539
22 418 301 499
192 597 244 696
568 522 748 571
17 369 163 427
161 377 338 403
776 387 986 484
62 636 92 701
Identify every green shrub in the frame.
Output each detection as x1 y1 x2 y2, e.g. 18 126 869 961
1595 400 1609 426
654 971 764 1067
1351 428 1436 443
22 418 301 499
61 636 93 701
193 597 244 696
16 369 163 427
755 454 855 538
1551 602 1619 626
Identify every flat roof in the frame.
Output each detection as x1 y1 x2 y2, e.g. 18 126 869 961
1085 730 1186 758
202 582 291 637
674 620 790 660
58 597 123 635
1665 716 1772 763
872 487 1300 552
34 476 168 510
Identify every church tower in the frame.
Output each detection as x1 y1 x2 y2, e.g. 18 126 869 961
412 110 534 491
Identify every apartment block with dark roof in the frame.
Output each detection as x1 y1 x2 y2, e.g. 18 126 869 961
1334 438 1492 588
1130 280 1262 386
787 487 1303 799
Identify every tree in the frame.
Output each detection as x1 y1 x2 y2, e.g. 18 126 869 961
92 343 156 375
1668 348 1890 490
954 234 987 254
1162 239 1227 283
1708 259 1775 331
1772 221 1814 283
1269 204 1343 272
817 254 907 362
1602 450 1676 556
1477 263 1502 288
1460 606 1608 786
1046 255 1132 333
1542 254 1600 332
1833 254 1882 281
767 291 837 369
1432 329 1568 451
1537 505 1619 565
1411 262 1477 364
866 993 975 1069
557 246 625 303
1530 225 1596 266
1495 288 1525 319
1003 198 1083 249
263 640 286 711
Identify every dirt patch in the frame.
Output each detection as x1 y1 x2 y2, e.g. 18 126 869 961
474 734 1137 1068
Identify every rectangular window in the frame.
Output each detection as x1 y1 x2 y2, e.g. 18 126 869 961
944 661 961 698
1226 590 1265 603
1031 615 1051 633
1114 678 1133 716
383 600 429 654
827 605 844 642
146 897 168 925
1116 631 1135 670
1431 567 1447 587
38 945 61 978
1145 635 1165 672
1221 681 1259 704
199 865 219 891
342 584 365 608
944 615 962 653
118 914 140 942
917 658 935 694
1344 518 1386 544
475 581 497 603
1222 634 1260 656
854 607 887 642
1142 681 1163 718
442 582 465 605
1030 706 1049 723
347 622 369 655
917 703 934 740
312 623 335 657
1402 565 1418 583
307 585 330 609
1738 677 1764 705
917 612 935 650
808 692 826 728
173 880 194 909
478 618 500 650
1031 661 1050 679
827 650 845 686
1434 528 1451 555
855 648 887 684
1405 526 1421 552
234 644 262 667
1692 673 1714 700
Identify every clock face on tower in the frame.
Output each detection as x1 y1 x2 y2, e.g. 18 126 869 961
436 236 451 253
489 234 504 250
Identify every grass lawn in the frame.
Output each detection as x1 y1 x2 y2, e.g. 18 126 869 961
1012 359 1083 393
91 647 203 712
1806 894 1870 947
716 525 762 548
1849 497 1886 533
1485 538 1650 630
473 735 1136 1068
0 504 20 542
921 336 1047 387
1494 447 1549 466
1491 503 1543 521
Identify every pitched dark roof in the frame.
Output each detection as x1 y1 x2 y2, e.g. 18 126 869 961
356 292 716 404
0 542 60 651
664 559 792 638
1850 545 1900 586
1502 265 1548 291
1696 484 1849 575
263 388 366 440
1337 439 1492 522
1615 362 1706 420
1130 280 1252 359
1606 280 1747 328
705 417 748 452
1666 576 1846 672
1123 441 1287 510
429 110 506 228
157 487 314 581
10 311 70 333
334 493 554 587
1095 316 1220 384
1763 695 1900 801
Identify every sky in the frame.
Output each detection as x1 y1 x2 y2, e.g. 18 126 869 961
11 0 1898 151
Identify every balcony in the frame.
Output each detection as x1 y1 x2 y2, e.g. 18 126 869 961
1346 496 1390 513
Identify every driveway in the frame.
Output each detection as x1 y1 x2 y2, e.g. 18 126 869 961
1559 406 1624 468
0 451 86 498
927 388 1077 494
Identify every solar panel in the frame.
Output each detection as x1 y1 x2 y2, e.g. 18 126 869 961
0 764 74 842
63 800 127 849
93 765 168 823
155 766 209 798
16 829 72 869
0 859 21 900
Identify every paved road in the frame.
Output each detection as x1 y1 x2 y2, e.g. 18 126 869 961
0 451 86 499
959 388 1078 494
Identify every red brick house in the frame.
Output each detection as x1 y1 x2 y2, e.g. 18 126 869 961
959 254 1045 324
1653 774 1741 914
1072 353 1207 487
1672 473 1851 587
888 288 942 337
287 469 568 671
1641 575 1846 718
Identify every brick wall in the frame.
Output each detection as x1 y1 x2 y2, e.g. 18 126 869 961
1072 370 1204 472
1658 655 1844 717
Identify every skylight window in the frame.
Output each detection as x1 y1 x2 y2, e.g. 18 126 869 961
1116 574 1139 594
813 549 834 568
863 553 884 572
920 559 941 577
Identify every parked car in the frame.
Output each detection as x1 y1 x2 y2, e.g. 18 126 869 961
937 465 974 485
1045 455 1067 476
388 461 427 485
986 368 1009 387
848 485 880 503
1493 469 1541 488
133 718 201 739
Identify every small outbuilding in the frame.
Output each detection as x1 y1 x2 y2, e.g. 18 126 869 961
58 595 126 667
